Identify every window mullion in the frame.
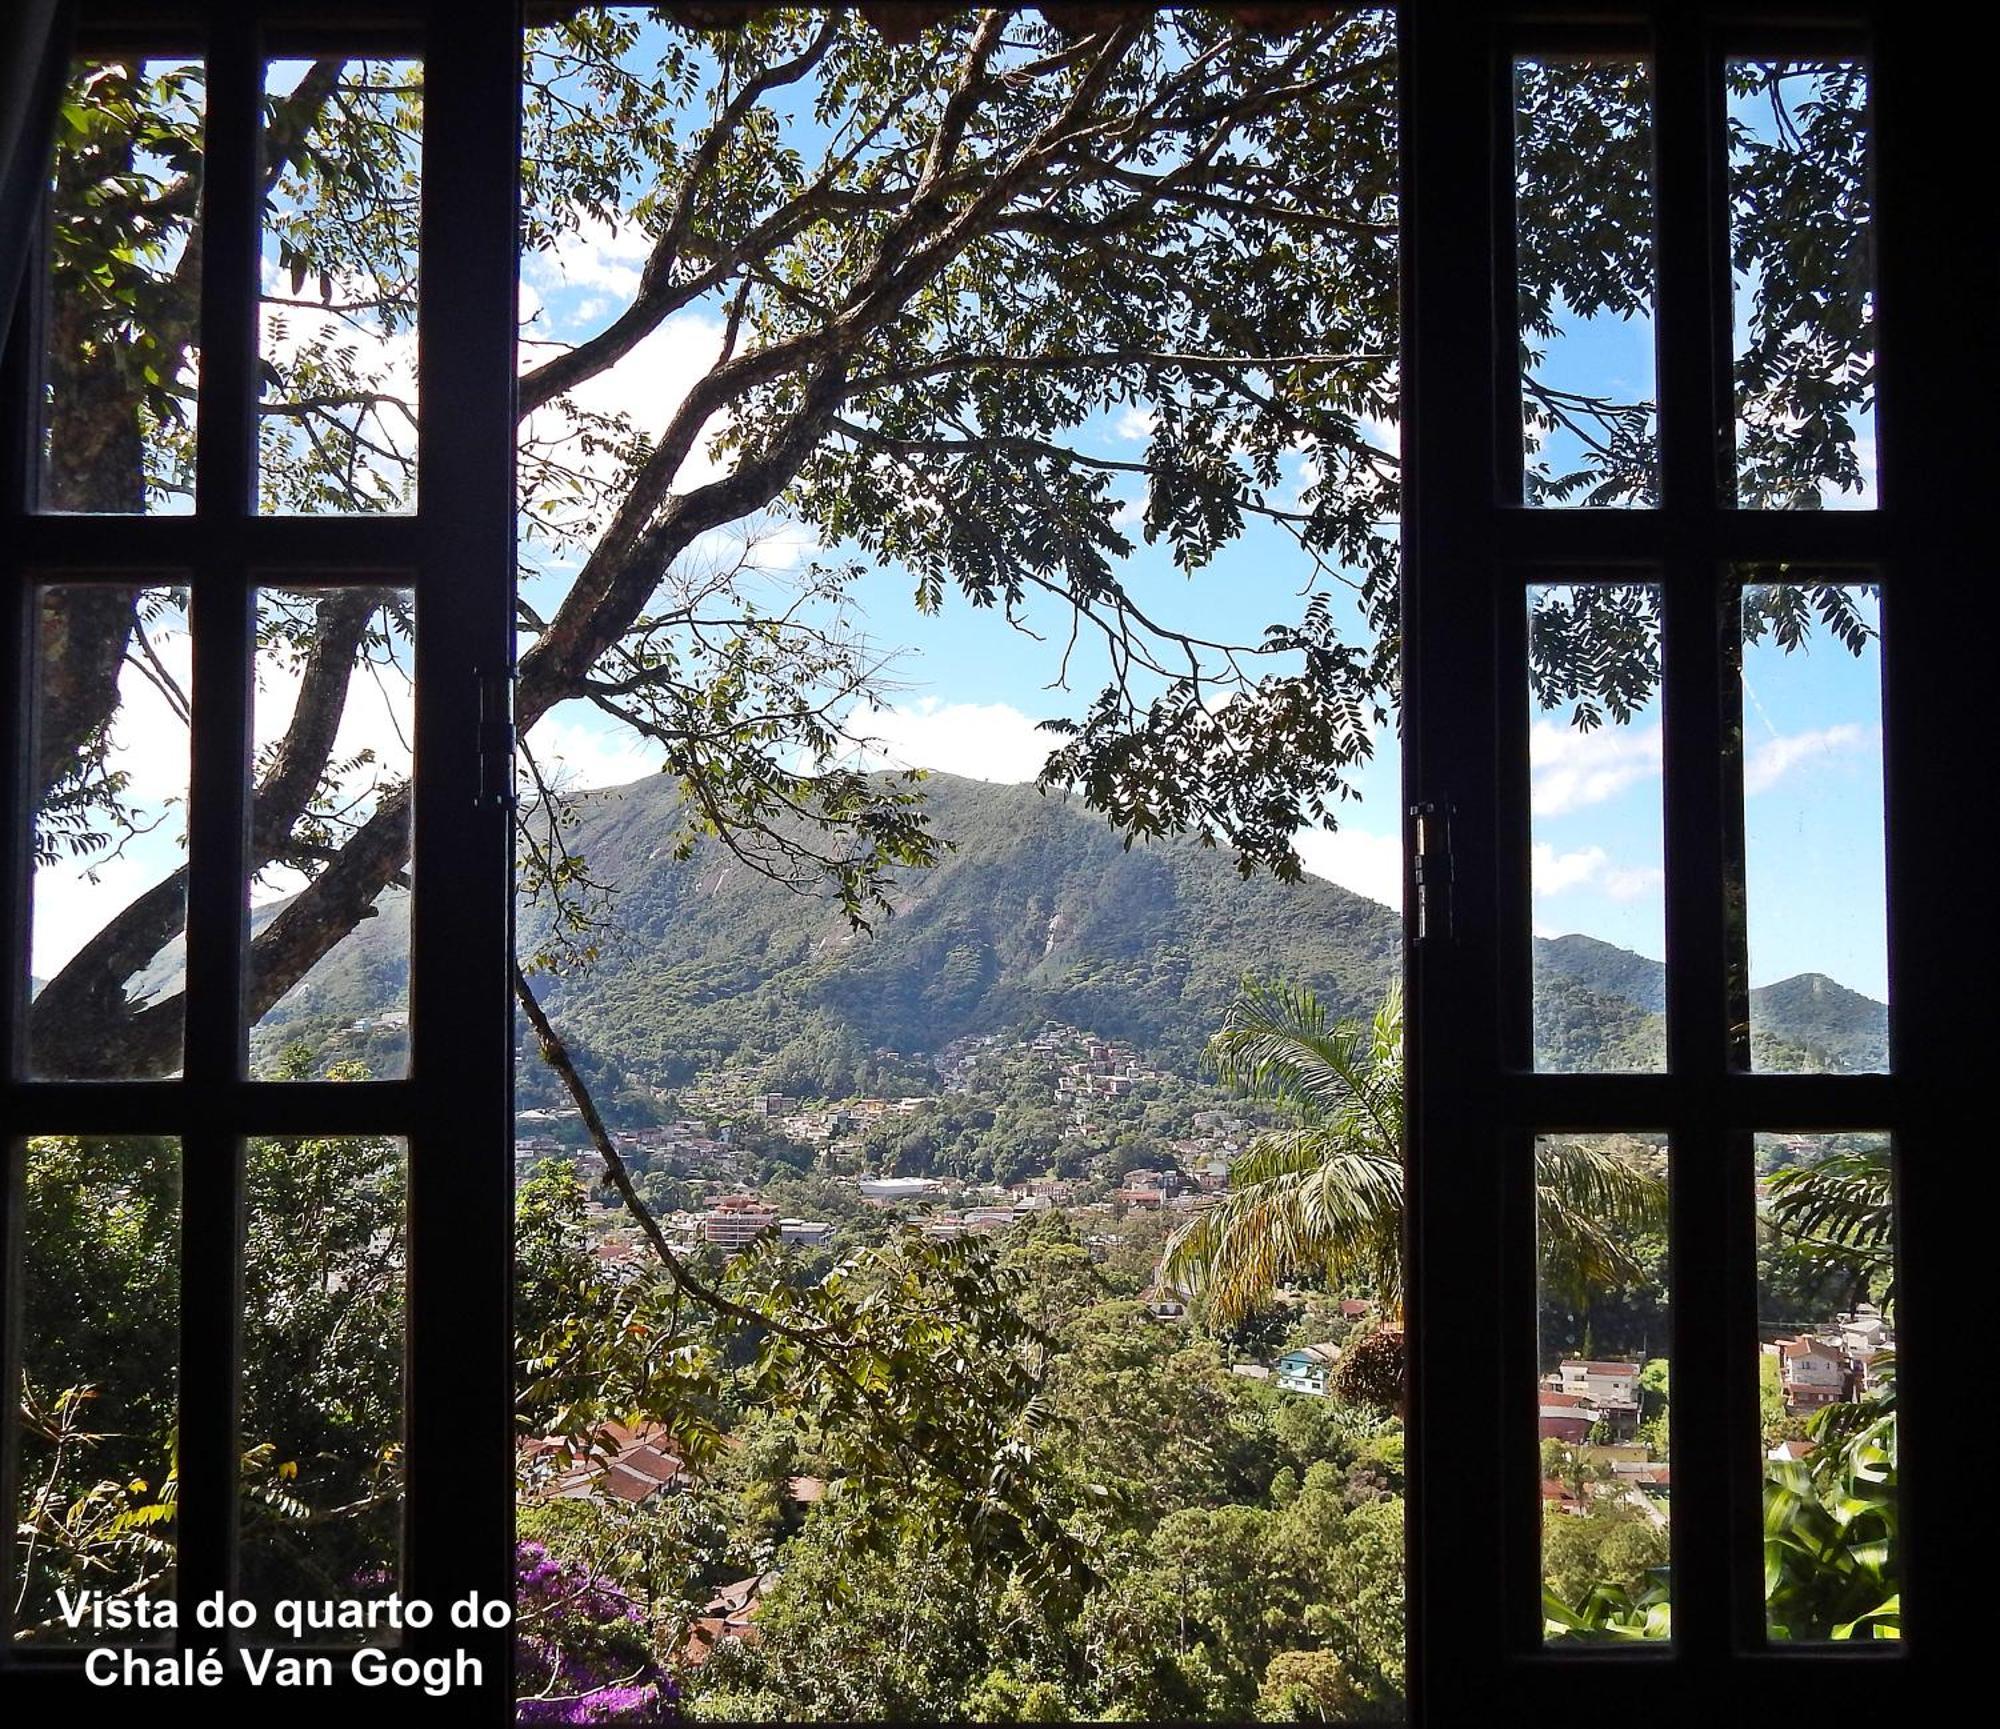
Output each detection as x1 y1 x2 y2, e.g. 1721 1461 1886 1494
1650 9 1767 1671
173 10 263 1635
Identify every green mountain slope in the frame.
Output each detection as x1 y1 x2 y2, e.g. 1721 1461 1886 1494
228 770 1884 1088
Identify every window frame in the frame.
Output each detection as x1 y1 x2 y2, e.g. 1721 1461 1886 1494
1 1 1984 1722
0 1 518 1718
1403 0 1973 1718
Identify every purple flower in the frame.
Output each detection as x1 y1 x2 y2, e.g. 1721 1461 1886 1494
513 1540 674 1724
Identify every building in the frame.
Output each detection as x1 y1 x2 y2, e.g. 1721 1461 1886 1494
857 1175 941 1203
1557 1359 1641 1409
962 1206 1018 1232
702 1194 780 1248
1774 1336 1847 1411
1537 1390 1603 1444
1276 1342 1341 1397
682 1573 770 1668
518 1420 687 1507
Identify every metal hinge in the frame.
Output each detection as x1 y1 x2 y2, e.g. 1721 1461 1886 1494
1408 798 1454 943
476 667 516 811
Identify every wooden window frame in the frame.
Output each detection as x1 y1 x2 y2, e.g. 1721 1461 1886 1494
0 2 517 1720
2 1 1984 1721
1404 2 1976 1719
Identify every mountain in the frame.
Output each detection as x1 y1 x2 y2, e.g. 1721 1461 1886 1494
230 770 1885 1090
1530 936 1886 1074
1748 971 1888 1072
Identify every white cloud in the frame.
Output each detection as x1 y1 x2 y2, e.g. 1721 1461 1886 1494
1531 841 1663 903
1534 842 1609 895
1293 824 1402 910
529 709 668 792
1530 719 1661 816
1744 722 1866 796
520 310 732 506
524 211 653 307
1600 863 1666 902
1111 405 1155 443
844 698 1054 784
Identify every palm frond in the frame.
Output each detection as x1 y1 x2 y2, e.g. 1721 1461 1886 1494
1171 982 1665 1327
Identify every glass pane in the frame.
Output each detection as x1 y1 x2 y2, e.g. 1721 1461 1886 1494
40 58 206 514
258 57 422 515
1737 579 1886 1072
1727 60 1875 509
1538 1133 1671 1643
26 584 191 1080
1514 56 1658 507
1528 583 1667 1071
248 586 414 1079
239 1132 407 1616
9 1136 181 1644
1757 1133 1898 1641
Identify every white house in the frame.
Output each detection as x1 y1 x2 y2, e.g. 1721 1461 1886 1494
1275 1342 1340 1397
1557 1359 1640 1411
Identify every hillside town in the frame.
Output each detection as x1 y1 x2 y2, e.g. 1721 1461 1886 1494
514 1020 1260 1273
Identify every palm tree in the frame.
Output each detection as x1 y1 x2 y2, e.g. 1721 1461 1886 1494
1162 981 1665 1324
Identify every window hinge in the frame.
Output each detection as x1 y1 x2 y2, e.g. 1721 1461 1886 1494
1408 798 1454 944
476 667 516 811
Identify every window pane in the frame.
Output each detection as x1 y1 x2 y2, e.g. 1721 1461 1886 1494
9 1136 181 1644
248 585 414 1079
1514 56 1658 507
40 59 206 515
239 1132 406 1615
25 584 190 1080
1757 1133 1898 1642
1736 579 1885 1072
1528 583 1667 1071
1727 60 1875 509
258 57 422 515
1538 1133 1671 1643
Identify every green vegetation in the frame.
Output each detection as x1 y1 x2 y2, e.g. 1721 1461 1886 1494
1164 984 1665 1321
250 773 1887 1101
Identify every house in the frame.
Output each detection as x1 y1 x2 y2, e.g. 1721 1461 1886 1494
518 1419 688 1507
1552 1359 1642 1440
962 1206 1018 1231
1140 1283 1189 1322
1537 1390 1602 1444
1276 1342 1340 1397
1540 1479 1590 1518
682 1573 770 1668
1775 1335 1847 1411
1231 1363 1273 1382
1557 1358 1641 1410
1839 1306 1892 1356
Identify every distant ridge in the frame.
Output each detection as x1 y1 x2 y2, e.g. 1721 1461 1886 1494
210 769 1885 1086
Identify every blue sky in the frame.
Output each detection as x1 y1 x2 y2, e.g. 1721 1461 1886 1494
29 37 1889 1012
